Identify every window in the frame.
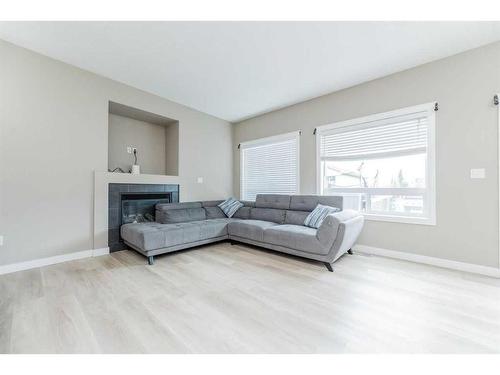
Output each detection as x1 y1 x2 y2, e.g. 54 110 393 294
240 131 300 201
316 103 436 225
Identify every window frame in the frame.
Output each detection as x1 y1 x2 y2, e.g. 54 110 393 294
315 102 436 225
240 131 300 201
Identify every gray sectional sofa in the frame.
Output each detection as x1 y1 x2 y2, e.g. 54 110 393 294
120 194 364 272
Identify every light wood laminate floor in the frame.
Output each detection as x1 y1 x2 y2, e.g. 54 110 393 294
1 242 500 353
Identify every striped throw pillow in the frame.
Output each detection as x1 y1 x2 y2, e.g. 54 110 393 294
304 204 340 228
218 198 244 218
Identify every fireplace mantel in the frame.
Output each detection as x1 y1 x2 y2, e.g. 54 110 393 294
96 171 182 185
93 171 182 250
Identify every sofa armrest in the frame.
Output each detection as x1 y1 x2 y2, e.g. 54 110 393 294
317 210 364 260
316 209 361 239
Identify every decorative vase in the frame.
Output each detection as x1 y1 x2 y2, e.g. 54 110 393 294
131 165 141 175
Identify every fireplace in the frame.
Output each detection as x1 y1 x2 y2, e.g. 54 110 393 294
108 183 179 252
121 192 171 224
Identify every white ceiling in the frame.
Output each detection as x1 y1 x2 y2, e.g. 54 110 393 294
1 22 499 122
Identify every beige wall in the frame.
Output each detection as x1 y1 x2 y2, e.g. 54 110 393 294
0 40 233 266
165 121 179 176
108 114 167 175
234 42 500 268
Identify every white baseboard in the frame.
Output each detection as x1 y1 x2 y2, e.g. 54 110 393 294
353 244 500 278
3 243 498 278
92 247 110 257
0 247 110 275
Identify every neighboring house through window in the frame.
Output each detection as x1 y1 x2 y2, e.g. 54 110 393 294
316 103 436 225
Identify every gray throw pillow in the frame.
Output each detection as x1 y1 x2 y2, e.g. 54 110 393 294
304 204 340 228
218 197 244 218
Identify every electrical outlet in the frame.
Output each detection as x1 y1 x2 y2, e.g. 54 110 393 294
0 236 3 246
197 177 204 184
127 146 132 154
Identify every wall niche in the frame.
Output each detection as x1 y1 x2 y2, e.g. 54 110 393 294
108 101 179 176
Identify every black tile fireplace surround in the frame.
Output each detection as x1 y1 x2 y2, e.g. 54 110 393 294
108 183 179 252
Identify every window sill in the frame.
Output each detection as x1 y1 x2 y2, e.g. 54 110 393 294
363 213 436 226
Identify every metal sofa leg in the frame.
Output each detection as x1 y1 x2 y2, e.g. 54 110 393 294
347 249 353 255
147 256 155 265
323 262 334 272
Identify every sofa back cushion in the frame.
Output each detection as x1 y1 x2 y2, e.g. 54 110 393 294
201 200 224 207
156 208 206 223
204 207 226 219
201 200 226 219
284 210 310 225
289 195 343 211
233 206 251 219
157 202 202 210
255 194 291 209
240 200 256 208
250 207 286 224
231 200 254 219
156 202 206 224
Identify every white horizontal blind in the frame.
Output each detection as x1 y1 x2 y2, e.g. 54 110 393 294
316 103 436 225
240 132 299 201
320 112 428 160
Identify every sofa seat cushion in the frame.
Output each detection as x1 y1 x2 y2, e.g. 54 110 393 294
198 218 231 239
228 219 279 242
121 219 230 251
263 224 333 255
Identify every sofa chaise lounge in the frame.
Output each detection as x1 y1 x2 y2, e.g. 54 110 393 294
120 194 364 271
